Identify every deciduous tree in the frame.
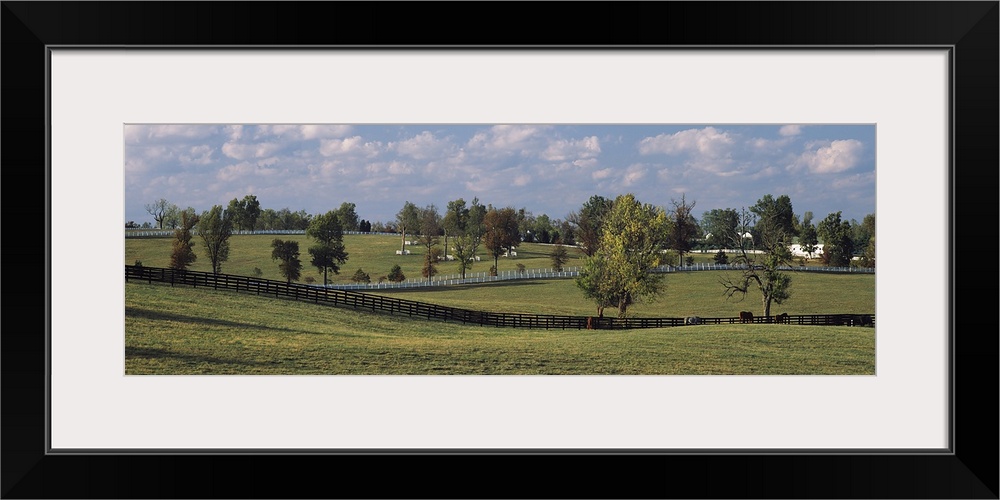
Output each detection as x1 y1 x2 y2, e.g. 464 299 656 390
798 211 819 258
817 211 855 267
336 202 360 232
550 244 569 272
396 201 420 253
575 194 669 318
197 205 233 274
667 194 699 266
719 208 793 319
419 204 442 259
483 207 520 274
452 234 476 279
145 198 170 229
568 195 612 257
271 238 302 283
169 210 199 270
307 211 349 285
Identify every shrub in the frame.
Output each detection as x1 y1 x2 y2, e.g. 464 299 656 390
304 276 316 284
684 256 695 266
251 267 263 278
387 264 406 282
351 268 371 283
713 250 728 265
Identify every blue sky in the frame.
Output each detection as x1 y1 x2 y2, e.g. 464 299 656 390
124 124 876 226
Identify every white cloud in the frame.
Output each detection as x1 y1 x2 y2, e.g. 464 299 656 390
226 125 243 141
795 139 863 173
221 141 282 160
592 168 613 180
620 164 647 187
179 145 215 165
387 161 414 175
541 136 601 162
319 136 381 158
779 125 803 137
638 127 735 157
392 131 455 160
216 161 256 182
301 124 353 140
831 171 876 189
467 125 549 156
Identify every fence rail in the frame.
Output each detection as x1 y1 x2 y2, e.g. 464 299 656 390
126 266 874 330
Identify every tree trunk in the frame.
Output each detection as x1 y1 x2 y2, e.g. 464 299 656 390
401 229 406 253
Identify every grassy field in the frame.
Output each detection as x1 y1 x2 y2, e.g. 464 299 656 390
126 233 835 284
125 281 875 375
126 234 593 284
124 233 875 375
370 272 875 317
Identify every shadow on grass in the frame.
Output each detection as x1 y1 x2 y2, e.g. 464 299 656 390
125 346 271 369
125 307 309 334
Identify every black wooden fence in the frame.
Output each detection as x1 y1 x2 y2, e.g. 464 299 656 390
125 266 874 330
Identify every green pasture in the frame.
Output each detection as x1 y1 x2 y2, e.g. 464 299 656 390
125 234 590 284
125 281 875 375
124 233 874 375
125 233 832 286
370 272 874 318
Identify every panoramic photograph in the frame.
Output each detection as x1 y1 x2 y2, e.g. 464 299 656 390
124 123 876 375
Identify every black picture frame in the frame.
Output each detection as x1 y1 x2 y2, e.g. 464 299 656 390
3 2 997 498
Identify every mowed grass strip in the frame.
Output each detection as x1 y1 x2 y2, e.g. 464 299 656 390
125 282 875 375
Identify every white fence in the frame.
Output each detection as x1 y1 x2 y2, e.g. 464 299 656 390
319 263 873 290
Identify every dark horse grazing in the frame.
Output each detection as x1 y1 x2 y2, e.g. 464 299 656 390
739 311 754 324
775 312 790 324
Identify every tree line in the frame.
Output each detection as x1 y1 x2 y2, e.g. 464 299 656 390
570 192 875 320
146 192 873 320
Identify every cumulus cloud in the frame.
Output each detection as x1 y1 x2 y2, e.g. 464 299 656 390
216 161 257 182
317 137 382 159
125 124 218 143
592 168 613 180
392 131 456 160
795 139 863 173
638 127 735 157
221 141 282 160
779 125 803 137
179 145 215 165
541 136 601 162
300 125 352 139
467 125 550 156
620 164 647 187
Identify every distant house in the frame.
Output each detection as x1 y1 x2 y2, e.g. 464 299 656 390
789 244 823 257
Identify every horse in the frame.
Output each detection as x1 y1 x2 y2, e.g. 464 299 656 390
739 311 754 324
775 312 789 324
685 316 700 325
